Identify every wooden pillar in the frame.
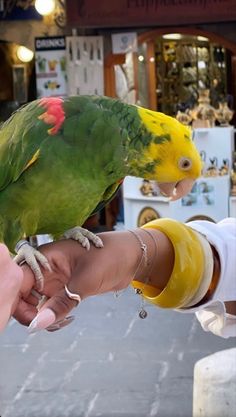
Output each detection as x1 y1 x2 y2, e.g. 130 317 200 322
103 53 126 229
104 53 126 97
146 40 157 110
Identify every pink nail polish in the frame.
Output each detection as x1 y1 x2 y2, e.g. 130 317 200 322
28 308 56 333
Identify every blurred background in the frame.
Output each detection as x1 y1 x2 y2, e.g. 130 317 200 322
0 1 236 416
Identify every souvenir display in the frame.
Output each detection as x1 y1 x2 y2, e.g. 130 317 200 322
152 37 227 116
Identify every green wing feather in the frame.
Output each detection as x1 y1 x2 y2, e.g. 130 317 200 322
0 101 47 191
90 181 123 217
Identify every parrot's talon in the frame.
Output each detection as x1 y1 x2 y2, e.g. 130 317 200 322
80 238 90 250
63 226 103 249
14 241 51 290
15 239 29 252
43 261 52 273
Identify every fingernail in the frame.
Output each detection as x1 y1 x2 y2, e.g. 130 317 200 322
46 324 61 332
46 316 75 331
46 316 75 332
28 308 56 334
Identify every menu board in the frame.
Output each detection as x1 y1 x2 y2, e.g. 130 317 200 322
35 36 67 98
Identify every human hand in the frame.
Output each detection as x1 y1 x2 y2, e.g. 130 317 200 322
14 228 172 333
14 232 138 333
0 243 23 332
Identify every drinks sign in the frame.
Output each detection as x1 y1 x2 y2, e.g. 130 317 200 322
66 0 236 27
35 36 67 98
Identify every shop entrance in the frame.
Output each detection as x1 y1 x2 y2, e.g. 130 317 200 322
0 40 35 122
137 27 236 119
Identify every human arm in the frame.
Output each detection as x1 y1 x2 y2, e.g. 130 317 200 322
184 217 236 338
14 228 174 331
14 218 236 337
0 244 23 332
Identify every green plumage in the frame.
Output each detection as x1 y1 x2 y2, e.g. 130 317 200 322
0 95 200 252
0 96 149 251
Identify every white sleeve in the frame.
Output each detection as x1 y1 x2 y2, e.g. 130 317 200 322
180 218 236 338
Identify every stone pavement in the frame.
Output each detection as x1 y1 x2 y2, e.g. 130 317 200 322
0 287 235 417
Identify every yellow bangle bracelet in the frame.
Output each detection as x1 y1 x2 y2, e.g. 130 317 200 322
132 218 204 309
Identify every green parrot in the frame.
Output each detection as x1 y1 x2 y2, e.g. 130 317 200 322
0 95 202 288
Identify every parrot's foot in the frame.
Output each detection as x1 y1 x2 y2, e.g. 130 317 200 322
63 226 103 250
14 240 52 291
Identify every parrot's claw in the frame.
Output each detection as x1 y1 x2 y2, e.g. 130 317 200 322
14 240 52 291
63 226 104 250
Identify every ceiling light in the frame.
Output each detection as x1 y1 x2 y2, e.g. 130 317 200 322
138 55 145 62
197 36 209 42
17 46 34 62
163 33 182 40
35 0 55 16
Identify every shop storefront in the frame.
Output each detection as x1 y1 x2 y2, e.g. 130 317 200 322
66 0 236 227
66 0 236 121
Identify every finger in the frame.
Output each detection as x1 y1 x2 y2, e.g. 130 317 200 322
28 288 78 333
0 243 11 261
24 289 45 307
14 299 38 326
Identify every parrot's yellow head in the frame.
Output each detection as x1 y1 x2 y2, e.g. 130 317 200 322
137 107 202 200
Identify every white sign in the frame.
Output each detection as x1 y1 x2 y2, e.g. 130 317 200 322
112 32 138 54
66 36 104 96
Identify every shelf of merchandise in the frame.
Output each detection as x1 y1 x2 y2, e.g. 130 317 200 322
154 38 227 116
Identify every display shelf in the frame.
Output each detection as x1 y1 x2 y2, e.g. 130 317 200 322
124 194 169 203
153 37 227 116
123 175 230 229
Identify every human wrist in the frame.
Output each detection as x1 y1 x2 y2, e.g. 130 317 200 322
131 228 174 295
135 218 205 308
67 231 142 298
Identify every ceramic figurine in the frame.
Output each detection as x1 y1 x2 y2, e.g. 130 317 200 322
219 159 229 176
199 150 207 176
215 102 234 126
231 153 236 196
231 171 236 196
140 179 154 196
191 89 216 128
205 157 219 177
176 110 192 125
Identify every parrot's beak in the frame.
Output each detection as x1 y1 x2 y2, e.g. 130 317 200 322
158 178 195 201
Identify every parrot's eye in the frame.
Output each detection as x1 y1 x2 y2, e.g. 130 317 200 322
178 157 192 171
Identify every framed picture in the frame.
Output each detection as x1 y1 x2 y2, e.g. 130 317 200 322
12 65 27 103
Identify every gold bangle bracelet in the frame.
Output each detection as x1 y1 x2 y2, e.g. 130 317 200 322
132 218 204 309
